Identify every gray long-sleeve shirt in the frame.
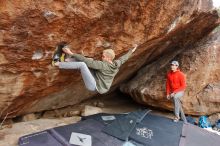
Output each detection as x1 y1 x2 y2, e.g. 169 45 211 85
71 49 133 94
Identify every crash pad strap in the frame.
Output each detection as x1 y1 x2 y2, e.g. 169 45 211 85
179 123 188 146
48 129 72 146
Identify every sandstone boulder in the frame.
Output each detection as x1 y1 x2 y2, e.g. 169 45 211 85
0 0 218 117
121 31 220 115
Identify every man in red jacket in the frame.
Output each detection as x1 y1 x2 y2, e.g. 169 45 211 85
166 61 187 123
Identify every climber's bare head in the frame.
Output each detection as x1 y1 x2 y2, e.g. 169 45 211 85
102 49 115 63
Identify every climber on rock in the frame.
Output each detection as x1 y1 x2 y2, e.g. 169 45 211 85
53 43 138 94
166 61 187 123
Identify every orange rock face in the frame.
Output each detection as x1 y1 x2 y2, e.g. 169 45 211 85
0 0 218 117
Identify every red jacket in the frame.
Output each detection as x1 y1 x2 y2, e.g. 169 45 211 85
166 69 186 95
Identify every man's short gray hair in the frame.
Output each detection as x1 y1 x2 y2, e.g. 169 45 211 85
103 49 115 60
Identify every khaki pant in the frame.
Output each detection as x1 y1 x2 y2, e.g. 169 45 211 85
172 91 187 122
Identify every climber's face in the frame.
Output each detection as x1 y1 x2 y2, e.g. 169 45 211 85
170 64 178 71
102 53 108 61
102 52 113 63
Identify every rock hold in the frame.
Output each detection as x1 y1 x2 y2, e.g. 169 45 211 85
81 105 102 116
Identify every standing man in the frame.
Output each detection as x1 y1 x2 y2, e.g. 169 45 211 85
166 61 187 123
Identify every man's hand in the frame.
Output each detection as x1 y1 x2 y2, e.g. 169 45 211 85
166 95 171 100
131 44 138 53
170 93 175 98
62 47 74 55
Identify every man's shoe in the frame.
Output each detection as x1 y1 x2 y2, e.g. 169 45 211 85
173 117 180 122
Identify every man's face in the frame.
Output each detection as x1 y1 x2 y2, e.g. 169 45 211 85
170 64 178 71
102 53 108 61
